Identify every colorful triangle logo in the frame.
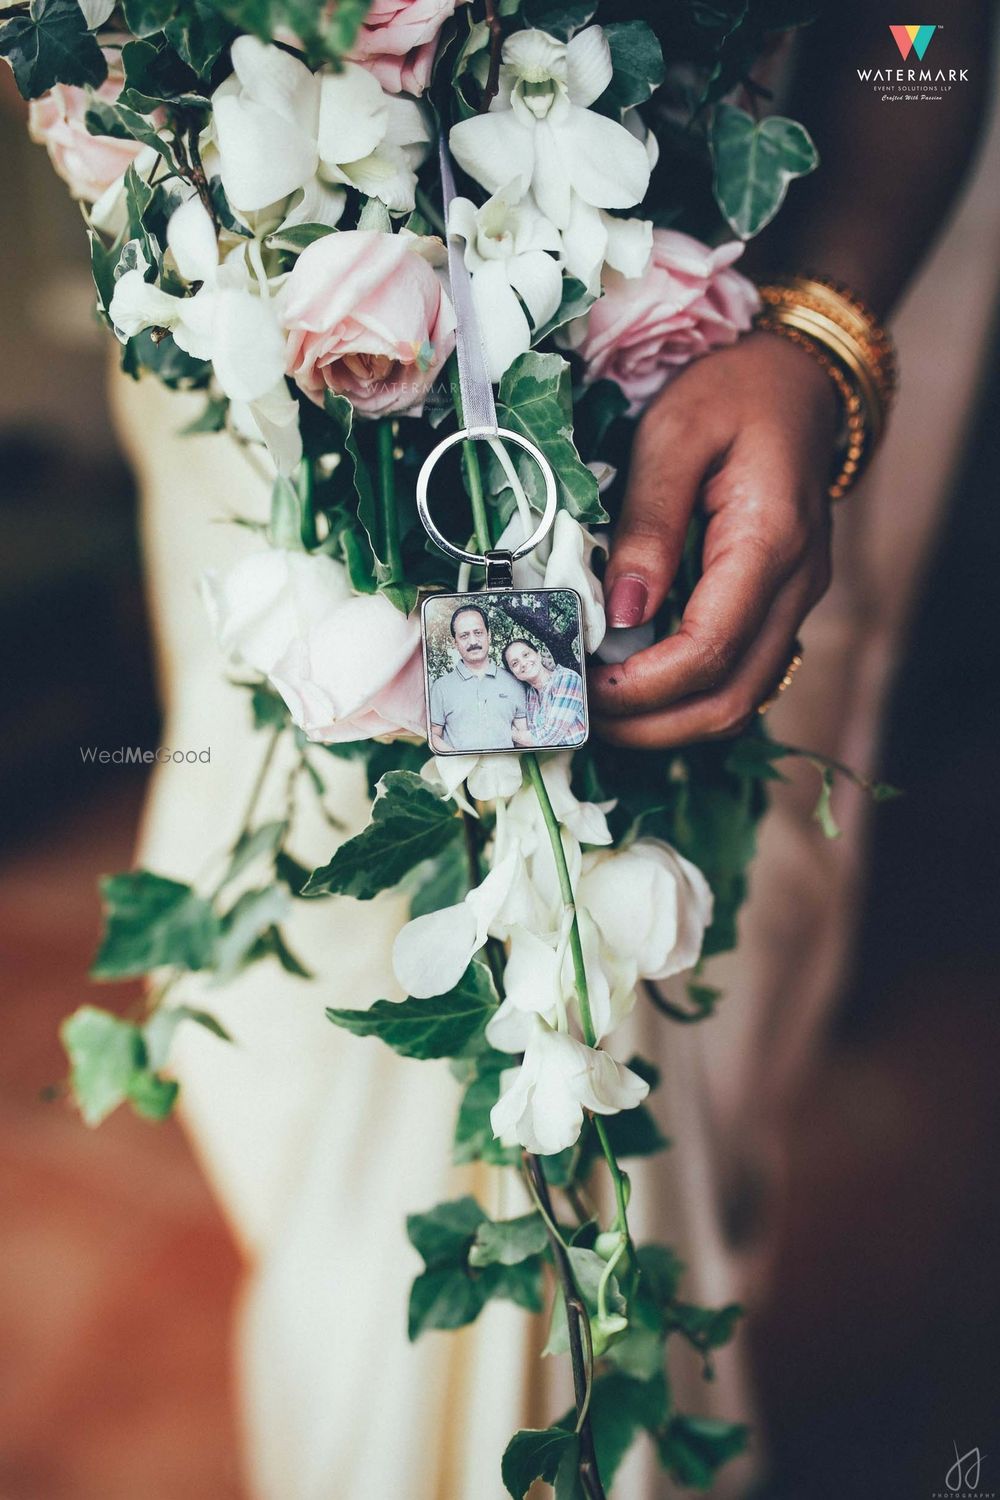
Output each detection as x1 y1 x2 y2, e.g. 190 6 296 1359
889 24 937 60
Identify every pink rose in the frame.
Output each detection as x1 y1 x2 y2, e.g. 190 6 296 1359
281 231 456 418
28 66 144 204
565 229 760 415
349 0 459 95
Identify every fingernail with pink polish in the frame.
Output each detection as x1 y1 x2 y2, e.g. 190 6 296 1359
606 575 648 628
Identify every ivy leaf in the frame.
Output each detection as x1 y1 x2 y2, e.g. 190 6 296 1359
469 1212 548 1269
812 763 841 839
599 21 665 113
667 1301 744 1371
118 37 208 112
143 1004 231 1069
557 1371 669 1489
658 1414 749 1490
406 1195 544 1339
121 0 175 37
410 848 468 919
496 353 606 524
711 104 818 239
220 820 288 888
213 885 292 982
453 1051 519 1166
302 770 461 900
502 1427 578 1499
326 960 497 1061
520 1 595 39
60 1006 144 1126
84 93 175 166
91 871 221 979
163 0 234 77
0 0 107 99
545 1246 626 1357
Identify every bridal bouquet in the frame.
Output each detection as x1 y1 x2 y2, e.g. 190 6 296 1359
4 0 846 1492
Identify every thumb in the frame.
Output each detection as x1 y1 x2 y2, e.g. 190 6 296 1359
604 399 720 628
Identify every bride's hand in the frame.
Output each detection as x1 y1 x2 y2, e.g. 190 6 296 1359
589 331 839 748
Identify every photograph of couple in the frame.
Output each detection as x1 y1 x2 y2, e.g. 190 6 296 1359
424 590 588 755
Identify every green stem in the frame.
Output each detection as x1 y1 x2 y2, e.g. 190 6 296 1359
525 753 632 1242
414 184 446 236
297 457 317 550
375 420 403 582
449 362 494 554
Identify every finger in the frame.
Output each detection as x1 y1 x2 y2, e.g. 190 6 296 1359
593 572 821 750
604 391 726 629
593 529 792 717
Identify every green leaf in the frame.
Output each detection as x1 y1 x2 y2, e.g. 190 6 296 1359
520 1 595 38
91 871 221 980
326 960 497 1061
163 0 234 76
812 763 841 839
659 1414 748 1490
711 104 818 239
179 394 229 435
302 770 461 900
453 1051 519 1166
469 1212 548 1269
545 1246 626 1358
221 820 288 887
502 1426 578 1500
266 221 338 253
496 353 606 524
213 885 292 982
61 1006 144 1126
410 848 468 919
406 1195 544 1339
126 1068 180 1120
118 37 208 112
249 683 289 730
142 1003 230 1070
667 1301 743 1368
599 21 665 112
268 473 308 550
0 0 107 99
121 0 176 38
556 1371 669 1489
408 1194 486 1267
85 93 175 167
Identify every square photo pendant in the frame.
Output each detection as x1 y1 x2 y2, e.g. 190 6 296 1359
422 588 590 756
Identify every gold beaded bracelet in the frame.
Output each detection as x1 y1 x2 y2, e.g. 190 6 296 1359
754 275 898 500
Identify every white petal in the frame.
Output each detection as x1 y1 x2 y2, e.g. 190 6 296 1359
209 288 287 402
449 111 534 199
507 249 563 328
542 510 607 655
381 93 431 150
108 270 181 341
280 177 347 230
565 26 613 108
575 1048 649 1114
485 997 539 1054
564 106 651 211
560 196 607 292
471 261 532 383
466 755 524 802
341 143 419 213
531 118 571 227
213 93 318 212
167 195 220 284
317 63 389 167
229 36 319 133
77 0 114 26
392 902 479 998
244 381 302 476
600 211 653 278
503 925 562 1016
428 753 481 797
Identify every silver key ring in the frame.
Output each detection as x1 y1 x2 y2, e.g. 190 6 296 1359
415 427 558 567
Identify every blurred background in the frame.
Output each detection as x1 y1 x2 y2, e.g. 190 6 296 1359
1 44 998 1500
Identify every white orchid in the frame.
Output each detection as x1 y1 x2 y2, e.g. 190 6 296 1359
423 753 525 805
449 27 652 290
577 838 714 982
108 195 301 473
211 36 430 230
490 1017 649 1155
447 187 562 380
393 807 554 998
494 509 608 655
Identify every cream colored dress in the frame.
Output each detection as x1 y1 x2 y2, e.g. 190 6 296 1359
109 75 1000 1498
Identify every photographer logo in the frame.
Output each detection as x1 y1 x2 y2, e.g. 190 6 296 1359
930 1443 995 1500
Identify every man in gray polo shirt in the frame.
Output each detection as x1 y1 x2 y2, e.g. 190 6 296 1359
429 604 528 753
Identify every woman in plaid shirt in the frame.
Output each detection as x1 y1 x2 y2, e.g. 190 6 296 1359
504 638 587 748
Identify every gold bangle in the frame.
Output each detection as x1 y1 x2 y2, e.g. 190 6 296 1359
757 640 804 716
754 275 897 500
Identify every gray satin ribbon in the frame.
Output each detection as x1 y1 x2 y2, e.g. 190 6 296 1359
439 137 499 438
